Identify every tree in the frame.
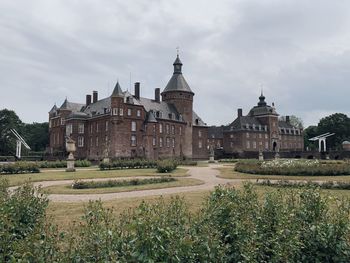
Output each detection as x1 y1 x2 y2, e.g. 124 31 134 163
0 109 23 156
279 115 304 129
317 113 350 150
23 122 49 152
303 125 318 150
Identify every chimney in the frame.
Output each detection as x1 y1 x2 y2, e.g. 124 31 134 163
155 88 160 102
286 115 290 123
238 108 243 118
86 94 92 106
93 91 98 103
134 82 140 99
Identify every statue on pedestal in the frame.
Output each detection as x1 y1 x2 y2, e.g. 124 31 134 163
65 137 76 172
209 145 215 163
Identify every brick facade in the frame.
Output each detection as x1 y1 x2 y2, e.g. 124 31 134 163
48 55 208 160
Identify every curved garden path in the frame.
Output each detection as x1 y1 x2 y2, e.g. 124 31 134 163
20 164 242 202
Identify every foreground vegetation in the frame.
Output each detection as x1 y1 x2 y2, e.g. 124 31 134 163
236 159 350 176
1 177 350 262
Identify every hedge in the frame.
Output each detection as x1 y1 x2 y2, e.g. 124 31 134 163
257 179 350 190
37 160 91 168
0 162 40 174
99 159 158 170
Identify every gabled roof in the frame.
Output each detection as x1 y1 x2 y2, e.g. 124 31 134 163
138 97 183 122
208 126 224 138
49 104 57 114
225 116 263 131
193 111 206 127
83 97 111 116
146 111 157 123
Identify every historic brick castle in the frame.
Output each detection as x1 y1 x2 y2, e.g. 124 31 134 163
208 93 304 155
48 55 209 160
49 55 304 160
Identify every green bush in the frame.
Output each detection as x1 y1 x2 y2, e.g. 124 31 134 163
235 159 350 176
72 177 176 189
0 162 40 174
157 159 178 173
99 159 157 170
0 178 60 261
257 179 350 190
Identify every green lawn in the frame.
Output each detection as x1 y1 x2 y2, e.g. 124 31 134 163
217 166 350 182
43 178 203 194
3 168 188 186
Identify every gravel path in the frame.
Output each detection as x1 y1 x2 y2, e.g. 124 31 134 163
9 164 235 202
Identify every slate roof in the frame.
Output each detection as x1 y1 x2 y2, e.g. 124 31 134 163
193 111 206 127
278 121 295 129
162 55 193 94
138 97 183 122
49 104 57 114
111 82 123 97
83 97 111 117
59 99 85 112
208 126 224 139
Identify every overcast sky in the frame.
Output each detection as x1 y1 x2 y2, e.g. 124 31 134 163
1 0 350 127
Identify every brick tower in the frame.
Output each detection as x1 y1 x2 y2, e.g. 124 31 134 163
161 55 194 158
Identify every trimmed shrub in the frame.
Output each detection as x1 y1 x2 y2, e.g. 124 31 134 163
157 159 178 173
0 162 40 174
257 179 350 190
72 177 176 189
99 159 158 170
38 160 91 168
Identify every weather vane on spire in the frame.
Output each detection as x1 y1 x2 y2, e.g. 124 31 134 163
176 46 180 56
259 83 264 96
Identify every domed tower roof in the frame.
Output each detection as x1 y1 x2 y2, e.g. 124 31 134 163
257 91 267 107
162 55 194 94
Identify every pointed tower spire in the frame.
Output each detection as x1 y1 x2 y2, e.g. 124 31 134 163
258 90 267 107
111 81 123 97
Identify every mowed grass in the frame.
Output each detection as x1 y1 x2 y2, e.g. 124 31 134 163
47 190 211 231
4 168 189 186
43 178 203 194
217 166 350 182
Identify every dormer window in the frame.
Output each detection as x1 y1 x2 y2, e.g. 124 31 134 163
246 123 249 129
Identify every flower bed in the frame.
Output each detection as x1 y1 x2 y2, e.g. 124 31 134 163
0 162 40 174
257 179 350 190
72 177 176 189
235 159 350 176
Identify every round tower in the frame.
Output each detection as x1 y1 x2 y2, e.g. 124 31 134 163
161 55 194 158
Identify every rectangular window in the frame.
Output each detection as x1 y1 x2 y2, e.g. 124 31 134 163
131 121 136 132
172 138 175 148
166 137 170 147
78 123 84 134
199 140 202 149
119 108 123 116
230 134 234 138
131 135 136 146
105 121 108 132
60 118 65 125
265 141 269 149
179 126 182 135
90 137 92 147
137 109 141 117
153 137 156 146
253 141 257 149
166 124 169 134
105 135 108 144
96 123 99 133
96 137 99 147
66 124 72 136
159 124 163 134
127 108 132 116
159 137 163 147
171 125 175 135
246 141 250 149
90 124 93 134
49 120 52 128
112 108 118 115
153 124 156 134
265 134 268 139
246 132 249 138
198 130 202 137
259 133 262 139
230 142 234 148
78 136 84 147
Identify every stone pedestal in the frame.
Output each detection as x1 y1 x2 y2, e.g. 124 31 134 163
66 153 76 172
274 152 280 159
258 151 264 161
209 156 215 163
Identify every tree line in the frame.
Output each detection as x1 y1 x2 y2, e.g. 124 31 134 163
0 109 48 156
